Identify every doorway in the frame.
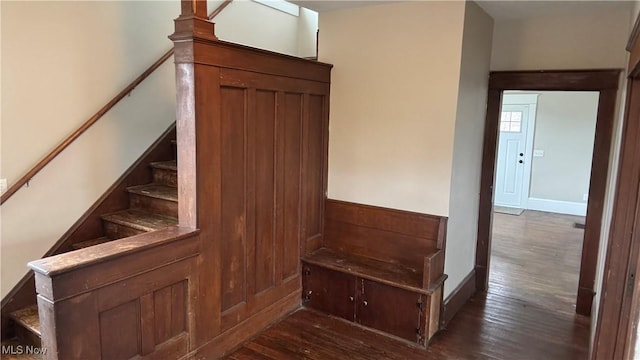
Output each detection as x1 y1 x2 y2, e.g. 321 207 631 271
491 90 600 315
475 70 621 316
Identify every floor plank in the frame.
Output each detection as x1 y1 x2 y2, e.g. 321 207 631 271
224 210 590 359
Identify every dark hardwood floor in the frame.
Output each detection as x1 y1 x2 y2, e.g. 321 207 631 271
225 210 590 359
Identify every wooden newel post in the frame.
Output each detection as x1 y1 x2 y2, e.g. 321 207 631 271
172 0 217 41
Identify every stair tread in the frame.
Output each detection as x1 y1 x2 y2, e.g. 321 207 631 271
9 306 40 337
72 237 111 250
150 160 177 171
102 209 177 232
127 183 177 201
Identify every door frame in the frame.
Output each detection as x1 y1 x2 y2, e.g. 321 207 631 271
499 94 539 209
592 18 640 359
475 70 621 317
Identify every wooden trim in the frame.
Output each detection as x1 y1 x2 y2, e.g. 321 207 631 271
476 70 621 315
576 87 618 315
180 290 301 359
442 269 476 327
489 70 621 91
627 13 640 52
475 89 502 292
0 1 233 206
1 124 176 339
592 38 640 356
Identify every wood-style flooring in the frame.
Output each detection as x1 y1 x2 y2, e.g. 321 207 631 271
226 210 590 359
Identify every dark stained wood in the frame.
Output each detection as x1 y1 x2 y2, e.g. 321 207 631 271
302 264 356 322
476 70 622 316
151 160 178 187
576 86 618 316
169 2 331 355
357 279 424 344
226 296 589 360
0 124 176 339
28 227 199 360
489 70 621 91
303 248 427 293
324 200 444 271
442 269 476 327
592 29 640 357
99 300 139 359
302 94 328 254
127 183 178 218
281 93 303 280
491 211 585 316
302 201 447 347
476 89 502 292
228 217 589 358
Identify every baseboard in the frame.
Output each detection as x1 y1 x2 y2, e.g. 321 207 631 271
526 197 587 216
442 269 476 327
183 290 301 359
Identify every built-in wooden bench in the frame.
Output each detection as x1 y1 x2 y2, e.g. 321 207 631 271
302 200 447 348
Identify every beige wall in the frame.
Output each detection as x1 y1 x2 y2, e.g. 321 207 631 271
445 1 493 299
319 1 466 216
491 9 630 71
297 7 319 58
212 0 300 56
528 92 599 204
1 0 310 298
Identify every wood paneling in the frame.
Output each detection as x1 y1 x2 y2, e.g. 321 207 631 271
169 4 331 355
100 300 139 360
28 228 199 360
357 279 423 344
281 93 303 280
324 200 443 271
302 264 356 322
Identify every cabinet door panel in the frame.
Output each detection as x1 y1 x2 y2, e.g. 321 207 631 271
302 263 356 321
357 279 423 343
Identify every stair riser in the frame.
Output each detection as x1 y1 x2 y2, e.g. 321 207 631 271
103 221 146 239
129 194 178 218
152 168 177 187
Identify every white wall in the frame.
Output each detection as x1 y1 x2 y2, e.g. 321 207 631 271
445 1 493 299
319 1 466 216
528 92 599 205
1 0 311 298
297 7 319 58
491 9 630 71
212 0 301 56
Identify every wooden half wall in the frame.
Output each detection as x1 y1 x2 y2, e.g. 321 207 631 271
170 4 331 357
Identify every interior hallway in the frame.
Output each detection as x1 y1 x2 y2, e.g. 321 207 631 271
225 210 590 359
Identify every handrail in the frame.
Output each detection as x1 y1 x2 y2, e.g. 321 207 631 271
0 0 233 205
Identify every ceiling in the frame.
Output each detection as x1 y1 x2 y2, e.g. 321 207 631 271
290 0 634 19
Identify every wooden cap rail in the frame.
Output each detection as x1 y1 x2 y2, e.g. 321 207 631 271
0 0 233 205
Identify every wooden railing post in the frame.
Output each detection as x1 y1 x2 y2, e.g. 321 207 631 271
172 0 217 42
169 0 221 346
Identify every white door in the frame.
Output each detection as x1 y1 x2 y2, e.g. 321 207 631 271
494 105 529 208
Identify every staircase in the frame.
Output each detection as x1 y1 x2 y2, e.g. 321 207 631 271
2 141 178 358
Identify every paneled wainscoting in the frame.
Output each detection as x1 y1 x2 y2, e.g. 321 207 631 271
226 210 589 360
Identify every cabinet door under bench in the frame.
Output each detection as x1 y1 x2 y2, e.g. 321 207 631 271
301 260 444 347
